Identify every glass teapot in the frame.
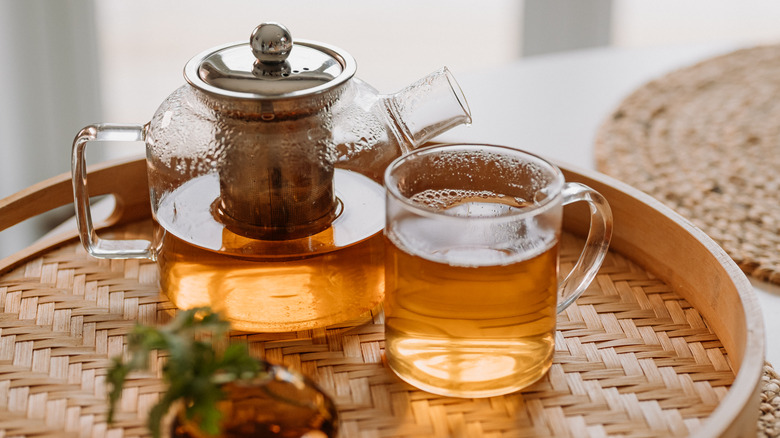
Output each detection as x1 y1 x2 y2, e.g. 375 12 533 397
72 22 471 332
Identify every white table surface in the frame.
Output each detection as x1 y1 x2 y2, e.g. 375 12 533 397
438 43 779 367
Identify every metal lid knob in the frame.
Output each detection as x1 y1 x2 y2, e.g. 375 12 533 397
184 21 356 100
250 22 293 65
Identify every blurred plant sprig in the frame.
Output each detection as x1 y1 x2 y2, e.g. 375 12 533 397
107 308 262 438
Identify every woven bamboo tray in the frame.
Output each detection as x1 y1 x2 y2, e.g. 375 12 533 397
0 157 764 437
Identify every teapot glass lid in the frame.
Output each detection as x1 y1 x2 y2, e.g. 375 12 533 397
184 22 357 100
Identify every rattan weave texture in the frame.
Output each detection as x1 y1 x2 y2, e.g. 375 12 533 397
595 45 780 286
0 222 741 437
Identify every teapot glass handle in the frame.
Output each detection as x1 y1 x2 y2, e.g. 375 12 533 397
556 182 613 313
71 123 152 259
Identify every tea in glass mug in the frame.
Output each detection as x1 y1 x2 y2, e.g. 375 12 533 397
383 144 612 398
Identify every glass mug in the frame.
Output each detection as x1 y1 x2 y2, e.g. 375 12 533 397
383 144 612 398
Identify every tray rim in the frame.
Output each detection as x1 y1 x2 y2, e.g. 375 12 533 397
0 155 765 437
558 159 764 438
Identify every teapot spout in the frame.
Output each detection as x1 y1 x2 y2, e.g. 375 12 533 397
331 67 471 182
385 67 472 151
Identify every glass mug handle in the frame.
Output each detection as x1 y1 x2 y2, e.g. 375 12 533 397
71 123 152 259
556 182 613 313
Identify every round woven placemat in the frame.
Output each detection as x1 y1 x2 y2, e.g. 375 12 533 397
759 364 780 438
594 45 780 285
0 221 771 437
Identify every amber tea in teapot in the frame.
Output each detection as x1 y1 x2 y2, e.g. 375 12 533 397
72 22 471 332
153 168 386 331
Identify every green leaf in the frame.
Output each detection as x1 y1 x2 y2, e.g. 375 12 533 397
106 308 262 437
106 356 131 423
